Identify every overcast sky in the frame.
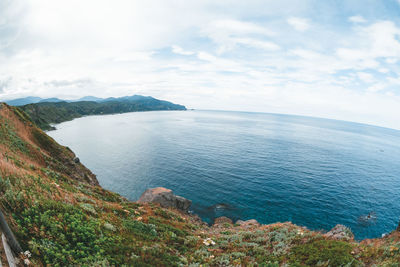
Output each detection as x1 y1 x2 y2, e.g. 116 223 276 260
1 0 400 129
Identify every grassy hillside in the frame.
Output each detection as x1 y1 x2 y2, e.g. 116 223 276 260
0 103 399 266
19 97 186 130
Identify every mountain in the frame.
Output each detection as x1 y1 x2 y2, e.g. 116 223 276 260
4 96 43 106
0 102 399 266
38 97 64 103
3 94 175 106
18 95 187 130
75 96 103 102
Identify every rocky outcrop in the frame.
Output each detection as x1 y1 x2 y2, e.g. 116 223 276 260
138 187 191 212
236 219 260 228
214 216 233 225
325 224 354 240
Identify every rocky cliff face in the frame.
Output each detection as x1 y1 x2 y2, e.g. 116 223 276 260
138 187 192 212
0 103 400 266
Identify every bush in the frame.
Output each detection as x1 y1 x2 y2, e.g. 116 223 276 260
123 220 158 241
289 239 359 266
15 200 108 266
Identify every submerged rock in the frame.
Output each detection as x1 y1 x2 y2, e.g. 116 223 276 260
357 212 377 226
138 187 192 212
325 224 354 240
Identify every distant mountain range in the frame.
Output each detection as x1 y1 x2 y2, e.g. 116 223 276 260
2 95 186 130
3 95 158 106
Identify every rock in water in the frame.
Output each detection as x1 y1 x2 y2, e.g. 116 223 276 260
138 187 192 212
325 224 354 240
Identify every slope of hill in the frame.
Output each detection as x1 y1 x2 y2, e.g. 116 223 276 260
0 102 399 266
19 96 186 130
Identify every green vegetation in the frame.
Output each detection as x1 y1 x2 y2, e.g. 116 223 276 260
289 239 358 266
19 97 186 130
1 103 400 266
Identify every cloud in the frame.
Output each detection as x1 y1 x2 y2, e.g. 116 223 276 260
349 15 367 23
231 38 280 50
2 1 400 129
0 77 12 93
356 72 374 83
208 19 274 36
172 45 195 56
287 17 310 31
45 79 93 87
201 19 276 53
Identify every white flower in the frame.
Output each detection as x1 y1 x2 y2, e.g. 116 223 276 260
297 230 304 236
203 238 216 246
24 250 32 258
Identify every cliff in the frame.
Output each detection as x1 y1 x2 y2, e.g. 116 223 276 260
0 103 399 266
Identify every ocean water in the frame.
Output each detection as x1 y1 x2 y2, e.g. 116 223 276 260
48 110 400 239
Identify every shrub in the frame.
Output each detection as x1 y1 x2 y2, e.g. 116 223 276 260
123 220 158 241
15 200 107 266
289 239 359 266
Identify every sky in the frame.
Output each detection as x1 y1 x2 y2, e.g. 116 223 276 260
1 0 400 129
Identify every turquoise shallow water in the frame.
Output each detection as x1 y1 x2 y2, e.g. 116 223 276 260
48 110 400 239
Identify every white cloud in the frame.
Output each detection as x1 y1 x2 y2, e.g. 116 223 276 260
349 15 367 23
287 17 310 31
172 45 195 56
231 37 280 50
357 72 375 83
1 1 400 129
208 19 274 36
201 19 277 53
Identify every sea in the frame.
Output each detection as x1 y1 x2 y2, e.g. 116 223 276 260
47 110 400 239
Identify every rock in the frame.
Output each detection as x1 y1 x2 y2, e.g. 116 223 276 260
73 157 80 164
235 219 260 227
214 216 233 225
325 224 354 240
137 187 192 212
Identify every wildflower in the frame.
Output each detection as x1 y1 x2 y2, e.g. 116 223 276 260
203 238 216 246
24 250 32 258
297 230 304 236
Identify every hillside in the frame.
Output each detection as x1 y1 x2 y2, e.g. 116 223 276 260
18 96 186 130
0 103 400 266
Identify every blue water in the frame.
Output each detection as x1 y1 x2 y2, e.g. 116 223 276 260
48 110 400 240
